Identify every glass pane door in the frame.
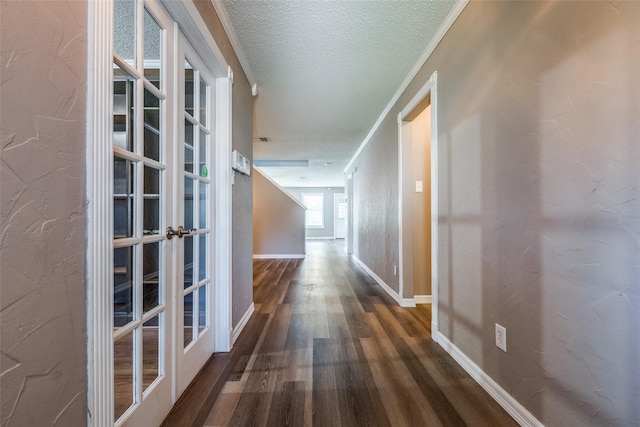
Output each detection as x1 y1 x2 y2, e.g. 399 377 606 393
112 1 172 425
177 40 215 394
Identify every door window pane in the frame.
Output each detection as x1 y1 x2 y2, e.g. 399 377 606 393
199 129 207 177
113 67 134 152
142 242 160 313
198 285 207 335
114 0 136 65
183 235 193 290
114 329 134 421
184 60 194 116
184 293 193 348
142 316 160 391
198 182 207 229
198 234 207 281
143 89 160 161
199 77 207 124
184 119 194 173
184 177 194 230
143 9 161 88
143 166 160 235
114 246 134 327
114 157 135 239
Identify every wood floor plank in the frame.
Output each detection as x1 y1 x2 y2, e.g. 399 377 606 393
228 354 281 426
259 303 292 354
392 336 468 426
332 338 391 427
312 338 342 427
266 381 306 427
360 337 445 427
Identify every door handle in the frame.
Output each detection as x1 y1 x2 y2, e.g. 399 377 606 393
166 226 196 239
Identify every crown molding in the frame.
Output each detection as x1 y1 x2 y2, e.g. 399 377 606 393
210 0 257 88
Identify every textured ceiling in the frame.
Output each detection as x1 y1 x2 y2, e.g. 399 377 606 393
219 0 457 187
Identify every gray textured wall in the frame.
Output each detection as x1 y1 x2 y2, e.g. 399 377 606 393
194 0 255 327
350 1 640 425
285 187 345 239
0 1 88 425
254 170 306 256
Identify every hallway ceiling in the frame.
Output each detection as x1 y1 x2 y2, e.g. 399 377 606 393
216 0 457 187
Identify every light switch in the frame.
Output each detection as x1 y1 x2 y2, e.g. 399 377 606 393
415 181 423 193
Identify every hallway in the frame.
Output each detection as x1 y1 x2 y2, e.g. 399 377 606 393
163 240 517 426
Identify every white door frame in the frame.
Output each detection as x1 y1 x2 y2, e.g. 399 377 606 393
346 174 354 254
397 71 439 339
86 1 232 425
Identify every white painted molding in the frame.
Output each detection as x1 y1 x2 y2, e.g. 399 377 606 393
253 254 306 259
397 112 405 300
429 71 440 340
306 237 334 240
344 0 469 173
232 303 255 344
352 256 416 308
414 295 432 304
253 166 307 209
86 1 114 425
213 75 233 353
210 0 257 87
436 333 545 427
162 0 228 78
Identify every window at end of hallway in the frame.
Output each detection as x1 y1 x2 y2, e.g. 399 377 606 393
301 193 324 228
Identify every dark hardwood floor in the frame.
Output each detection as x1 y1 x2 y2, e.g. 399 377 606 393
162 240 517 427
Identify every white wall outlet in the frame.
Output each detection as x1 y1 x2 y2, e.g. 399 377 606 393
415 180 423 193
495 323 507 352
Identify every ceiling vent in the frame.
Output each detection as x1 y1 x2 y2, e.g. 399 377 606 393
258 137 271 142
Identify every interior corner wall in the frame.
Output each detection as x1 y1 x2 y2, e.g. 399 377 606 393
253 172 306 256
194 0 254 327
285 187 345 239
0 1 88 425
349 1 640 425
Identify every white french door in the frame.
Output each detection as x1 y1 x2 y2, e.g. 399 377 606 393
175 39 216 394
112 1 174 425
91 1 233 426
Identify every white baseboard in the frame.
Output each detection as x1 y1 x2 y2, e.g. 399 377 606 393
414 295 432 304
232 303 255 344
436 332 544 427
352 256 416 307
253 254 305 259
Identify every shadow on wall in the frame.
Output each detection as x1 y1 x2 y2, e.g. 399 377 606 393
437 1 639 425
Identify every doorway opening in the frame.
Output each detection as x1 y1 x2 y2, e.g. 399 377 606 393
397 71 439 336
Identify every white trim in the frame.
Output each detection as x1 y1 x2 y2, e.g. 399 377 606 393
213 75 233 353
344 0 469 173
210 0 256 87
429 73 440 339
253 166 307 209
397 71 440 340
397 113 405 299
436 333 544 427
253 254 306 259
86 1 114 425
232 303 255 344
352 256 416 308
414 295 432 305
162 0 228 78
306 237 334 240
